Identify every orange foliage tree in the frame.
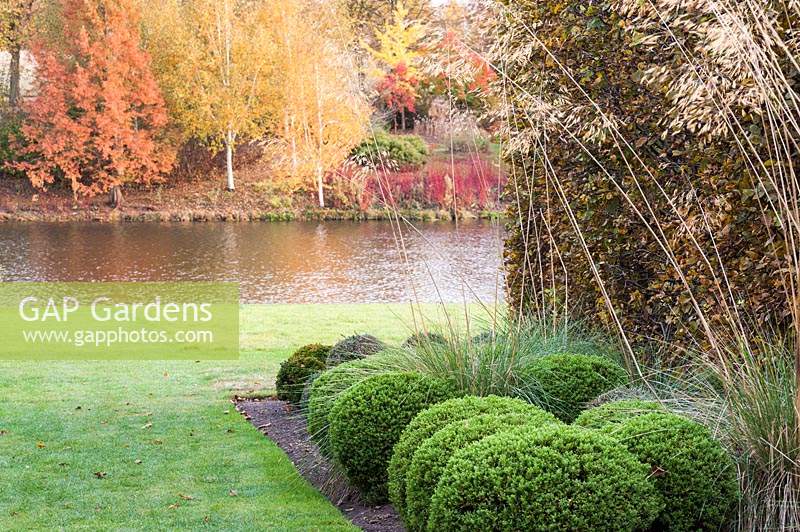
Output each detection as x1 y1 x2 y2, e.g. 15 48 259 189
13 0 173 197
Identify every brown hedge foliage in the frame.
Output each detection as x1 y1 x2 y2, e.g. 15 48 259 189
498 0 797 351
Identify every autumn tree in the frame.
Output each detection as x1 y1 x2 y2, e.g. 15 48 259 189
365 1 426 130
143 0 278 191
267 0 369 207
343 0 430 45
12 0 173 197
0 0 37 107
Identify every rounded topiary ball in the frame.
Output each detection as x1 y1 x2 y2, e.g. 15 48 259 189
405 410 560 531
573 398 665 429
599 412 738 531
291 343 331 364
275 356 326 405
427 425 662 531
329 372 458 503
326 334 385 367
388 395 543 521
305 355 394 453
525 353 629 422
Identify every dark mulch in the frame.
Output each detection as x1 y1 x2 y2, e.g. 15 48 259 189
235 398 404 532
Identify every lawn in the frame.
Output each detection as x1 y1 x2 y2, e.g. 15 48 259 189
0 303 489 530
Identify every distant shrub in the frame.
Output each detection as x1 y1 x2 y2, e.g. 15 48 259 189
350 131 429 169
599 412 739 531
428 425 662 531
388 395 540 521
275 356 326 405
524 353 628 422
326 334 385 367
306 355 396 453
329 372 458 502
291 343 331 364
402 331 447 349
405 410 560 531
573 399 665 429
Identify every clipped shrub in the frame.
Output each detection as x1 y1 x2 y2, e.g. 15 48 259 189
329 372 458 502
326 333 385 367
405 410 560 531
574 399 665 429
349 130 429 169
388 395 540 520
428 425 662 531
291 343 331 364
599 412 739 531
275 356 326 405
524 353 628 422
305 354 397 452
402 331 447 349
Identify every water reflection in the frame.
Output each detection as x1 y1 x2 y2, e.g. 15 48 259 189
0 221 504 303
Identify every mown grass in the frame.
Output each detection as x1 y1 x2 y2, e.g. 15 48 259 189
0 303 488 530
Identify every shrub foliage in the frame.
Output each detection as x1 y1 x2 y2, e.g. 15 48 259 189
598 412 739 531
405 410 560 531
349 130 429 169
275 355 326 404
498 0 795 349
427 424 662 531
573 399 665 429
328 372 457 502
387 395 540 521
291 343 331 364
524 353 628 422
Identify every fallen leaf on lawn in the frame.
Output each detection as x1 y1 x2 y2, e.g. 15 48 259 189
93 471 107 479
163 372 169 378
168 503 180 510
36 441 45 448
203 516 210 523
134 459 142 465
58 462 68 467
75 406 82 410
152 439 163 445
141 423 153 430
178 494 195 501
225 428 234 433
0 429 8 436
228 490 238 497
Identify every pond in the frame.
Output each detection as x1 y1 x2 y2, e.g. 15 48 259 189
0 221 504 303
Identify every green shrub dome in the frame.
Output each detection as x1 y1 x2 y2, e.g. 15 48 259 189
305 355 395 453
328 372 457 502
402 331 447 349
525 353 628 422
600 412 738 531
291 343 331 364
405 410 560 531
275 356 326 405
387 395 539 520
325 334 385 367
573 399 665 429
428 425 662 531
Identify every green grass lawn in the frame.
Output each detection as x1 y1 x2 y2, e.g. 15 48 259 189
0 303 490 530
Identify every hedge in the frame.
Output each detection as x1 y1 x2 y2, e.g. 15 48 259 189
427 424 662 530
328 372 457 503
499 0 793 350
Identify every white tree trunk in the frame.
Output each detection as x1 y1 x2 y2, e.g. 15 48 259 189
225 129 235 191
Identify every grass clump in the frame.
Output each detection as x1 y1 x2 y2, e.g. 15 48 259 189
325 333 385 367
523 353 628 422
328 372 457 502
405 410 560 531
427 424 662 531
387 395 537 521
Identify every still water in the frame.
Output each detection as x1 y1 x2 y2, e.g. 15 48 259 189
0 221 504 303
